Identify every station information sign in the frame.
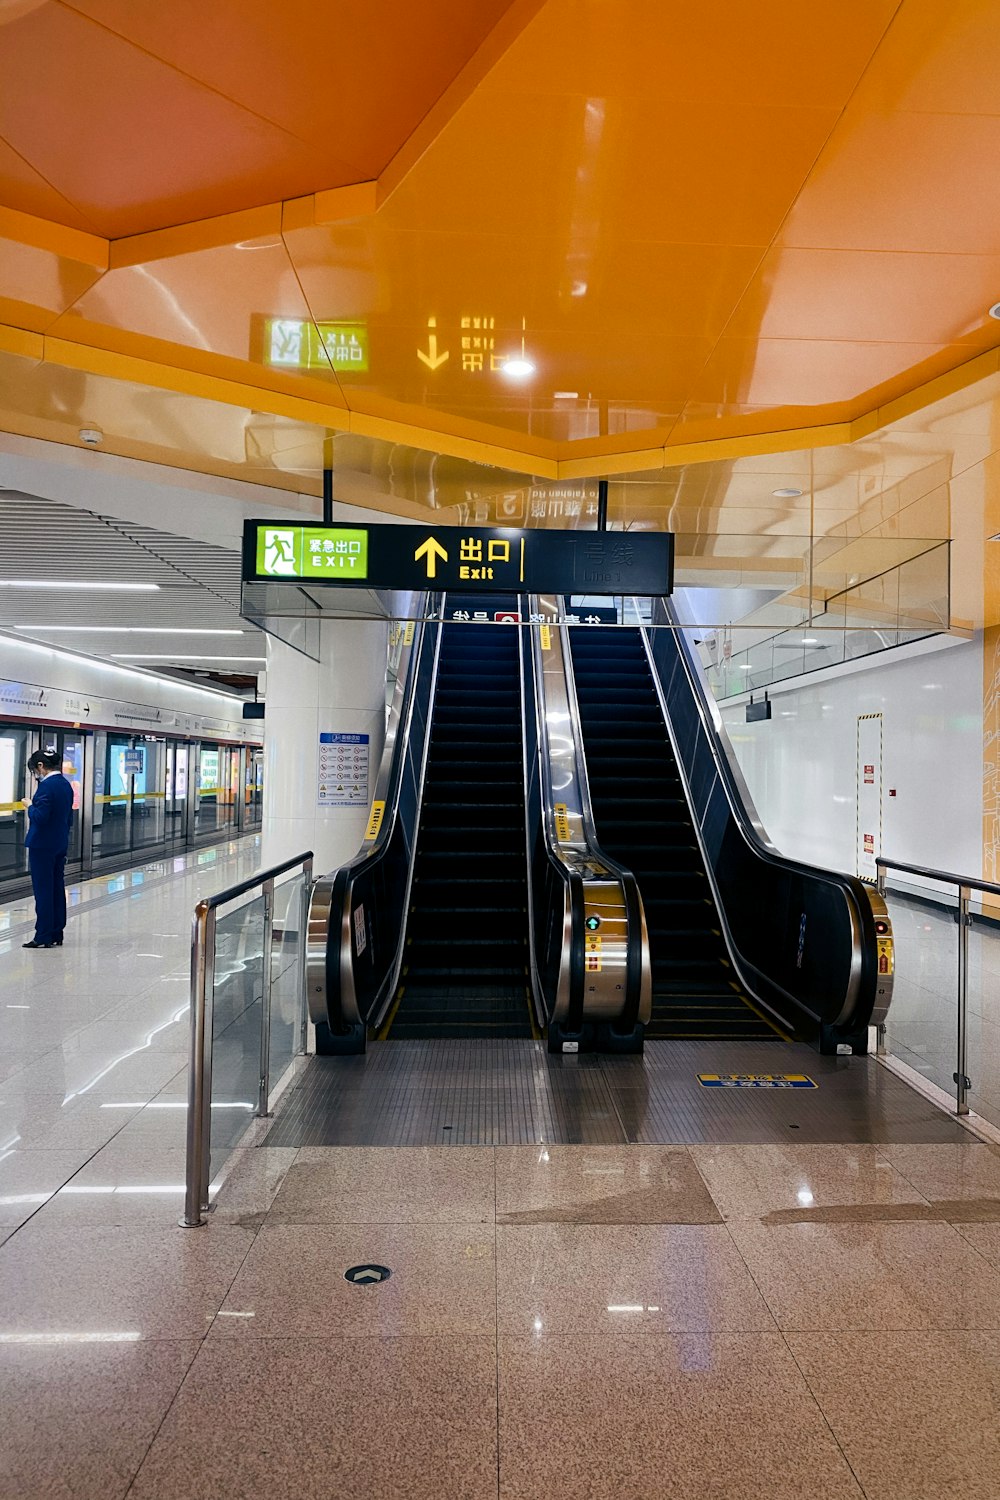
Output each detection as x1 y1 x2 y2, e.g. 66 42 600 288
244 521 674 597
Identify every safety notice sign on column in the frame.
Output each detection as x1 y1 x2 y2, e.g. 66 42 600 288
318 732 369 807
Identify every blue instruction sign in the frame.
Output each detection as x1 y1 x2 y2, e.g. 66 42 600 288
318 732 369 808
123 749 144 775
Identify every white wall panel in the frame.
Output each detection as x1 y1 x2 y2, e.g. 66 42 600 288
720 637 983 888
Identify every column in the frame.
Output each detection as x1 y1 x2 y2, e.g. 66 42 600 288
261 618 389 874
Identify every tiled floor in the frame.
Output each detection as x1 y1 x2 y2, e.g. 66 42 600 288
3 844 1000 1497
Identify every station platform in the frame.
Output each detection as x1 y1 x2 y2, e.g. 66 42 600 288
1 845 1000 1499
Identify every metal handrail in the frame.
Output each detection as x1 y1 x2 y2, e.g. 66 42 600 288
182 850 313 1227
643 596 889 1044
876 857 1000 901
876 857 998 1116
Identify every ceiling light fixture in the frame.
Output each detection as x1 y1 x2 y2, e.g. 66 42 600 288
501 316 536 379
772 487 803 498
14 626 244 635
989 303 1000 320
78 428 103 446
0 581 159 591
111 655 266 662
553 391 578 400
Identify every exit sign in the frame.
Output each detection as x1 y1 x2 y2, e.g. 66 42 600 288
244 521 673 597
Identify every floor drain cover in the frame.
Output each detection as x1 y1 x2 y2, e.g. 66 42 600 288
344 1264 391 1285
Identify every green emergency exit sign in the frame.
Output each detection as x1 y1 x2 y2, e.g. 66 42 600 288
256 526 369 580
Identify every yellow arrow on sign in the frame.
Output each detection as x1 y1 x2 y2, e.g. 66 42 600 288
417 332 449 370
414 536 448 578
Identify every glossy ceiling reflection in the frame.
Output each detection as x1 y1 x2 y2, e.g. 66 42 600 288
2 0 1000 472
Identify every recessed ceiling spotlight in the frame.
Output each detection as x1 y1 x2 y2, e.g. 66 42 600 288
78 428 103 446
772 487 802 498
989 303 1000 320
553 391 579 400
501 357 536 379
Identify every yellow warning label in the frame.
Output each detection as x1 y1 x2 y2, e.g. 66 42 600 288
540 623 551 651
553 802 570 841
698 1074 817 1090
364 800 386 841
403 622 414 645
585 932 602 972
877 936 894 976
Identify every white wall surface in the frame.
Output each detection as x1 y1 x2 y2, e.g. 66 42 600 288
719 636 984 886
262 619 389 874
0 630 260 741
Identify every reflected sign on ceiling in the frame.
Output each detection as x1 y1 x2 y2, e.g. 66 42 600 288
262 317 369 372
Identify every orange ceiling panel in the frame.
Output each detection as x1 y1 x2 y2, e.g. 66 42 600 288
478 0 899 108
0 1 523 237
55 233 341 385
64 0 518 177
2 0 1000 472
0 210 105 332
725 248 1000 347
385 88 841 246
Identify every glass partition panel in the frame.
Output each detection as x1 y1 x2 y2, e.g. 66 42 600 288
967 909 1000 1130
195 743 223 838
59 731 85 865
208 892 265 1178
132 738 167 850
881 888 959 1099
96 733 131 856
268 871 306 1100
0 725 30 881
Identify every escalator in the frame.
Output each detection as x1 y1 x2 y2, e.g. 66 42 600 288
570 626 780 1040
380 595 534 1039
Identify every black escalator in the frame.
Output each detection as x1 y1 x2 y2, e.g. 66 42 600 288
384 596 534 1039
569 627 781 1040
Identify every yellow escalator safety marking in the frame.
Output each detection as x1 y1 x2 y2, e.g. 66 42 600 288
540 623 551 651
877 935 894 975
585 932 602 973
553 802 570 841
697 1073 817 1089
403 622 414 645
364 799 385 841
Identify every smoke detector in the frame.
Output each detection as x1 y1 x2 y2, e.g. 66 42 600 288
78 428 103 446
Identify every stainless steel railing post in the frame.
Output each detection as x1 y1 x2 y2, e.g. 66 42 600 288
298 858 313 1055
181 899 212 1228
257 878 275 1117
199 909 217 1215
957 884 971 1116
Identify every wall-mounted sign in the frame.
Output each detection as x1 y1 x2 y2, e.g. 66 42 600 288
318 732 369 808
245 522 674 598
261 317 369 372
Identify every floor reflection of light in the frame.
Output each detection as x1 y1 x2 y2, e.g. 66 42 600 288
797 1189 814 1206
62 1003 191 1103
0 1331 142 1343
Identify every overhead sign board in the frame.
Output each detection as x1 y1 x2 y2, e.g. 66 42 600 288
244 522 673 598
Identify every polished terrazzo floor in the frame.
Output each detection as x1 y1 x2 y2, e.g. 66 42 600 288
2 844 1000 1497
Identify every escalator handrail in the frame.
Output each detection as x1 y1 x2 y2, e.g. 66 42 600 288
642 595 875 1028
528 598 647 1036
520 600 582 1029
557 604 648 1033
306 596 440 1028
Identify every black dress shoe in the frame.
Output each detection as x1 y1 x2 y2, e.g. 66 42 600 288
22 940 55 949
54 937 63 946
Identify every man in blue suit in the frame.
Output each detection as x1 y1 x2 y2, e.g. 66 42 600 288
23 750 74 950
